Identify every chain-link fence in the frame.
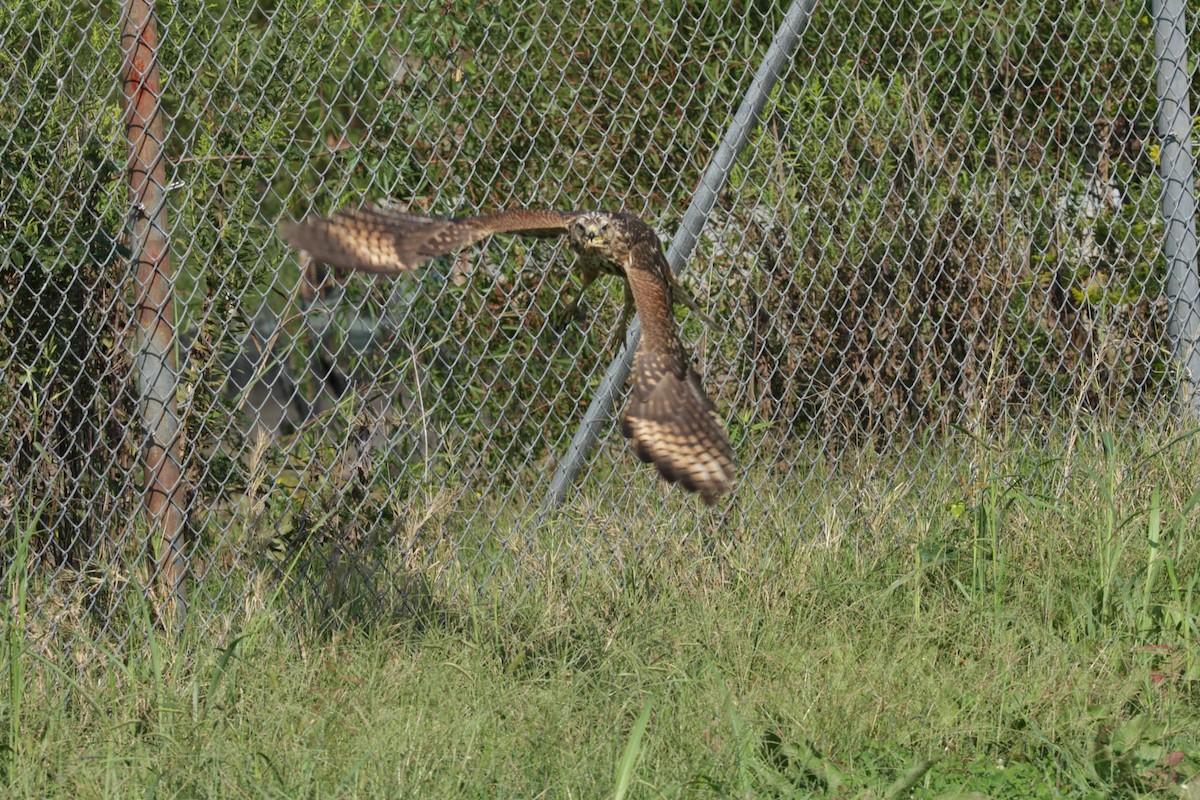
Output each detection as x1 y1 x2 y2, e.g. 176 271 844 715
3 0 1198 655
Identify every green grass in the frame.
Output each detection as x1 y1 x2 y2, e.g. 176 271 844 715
3 429 1200 798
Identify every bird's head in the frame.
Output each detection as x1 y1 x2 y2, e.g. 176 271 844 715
568 212 617 255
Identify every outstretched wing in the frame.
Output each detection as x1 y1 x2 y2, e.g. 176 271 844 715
616 222 737 505
621 352 737 505
279 206 579 274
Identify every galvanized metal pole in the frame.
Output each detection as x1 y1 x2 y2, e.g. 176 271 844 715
1152 0 1200 416
121 0 190 620
546 0 818 508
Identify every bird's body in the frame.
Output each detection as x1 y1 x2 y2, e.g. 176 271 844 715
280 206 736 504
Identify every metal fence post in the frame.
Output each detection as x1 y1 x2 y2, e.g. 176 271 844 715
121 0 190 620
1152 0 1200 417
545 0 819 508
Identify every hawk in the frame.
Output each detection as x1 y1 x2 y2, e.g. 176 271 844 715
279 206 736 504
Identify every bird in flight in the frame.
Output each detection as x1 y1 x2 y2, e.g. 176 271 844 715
279 206 736 504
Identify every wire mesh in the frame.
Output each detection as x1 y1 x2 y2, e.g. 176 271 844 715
2 1 1198 655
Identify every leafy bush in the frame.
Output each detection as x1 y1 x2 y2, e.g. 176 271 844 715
730 3 1174 446
0 1 135 564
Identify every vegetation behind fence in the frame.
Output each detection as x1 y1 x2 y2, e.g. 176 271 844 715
1 0 1197 646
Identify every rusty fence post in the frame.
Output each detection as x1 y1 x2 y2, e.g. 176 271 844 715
120 0 189 621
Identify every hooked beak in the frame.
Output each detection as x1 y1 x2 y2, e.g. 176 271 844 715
579 225 605 248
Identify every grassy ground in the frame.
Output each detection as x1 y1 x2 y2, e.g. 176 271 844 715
4 429 1200 798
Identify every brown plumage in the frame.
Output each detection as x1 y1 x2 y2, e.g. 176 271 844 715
280 206 736 504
